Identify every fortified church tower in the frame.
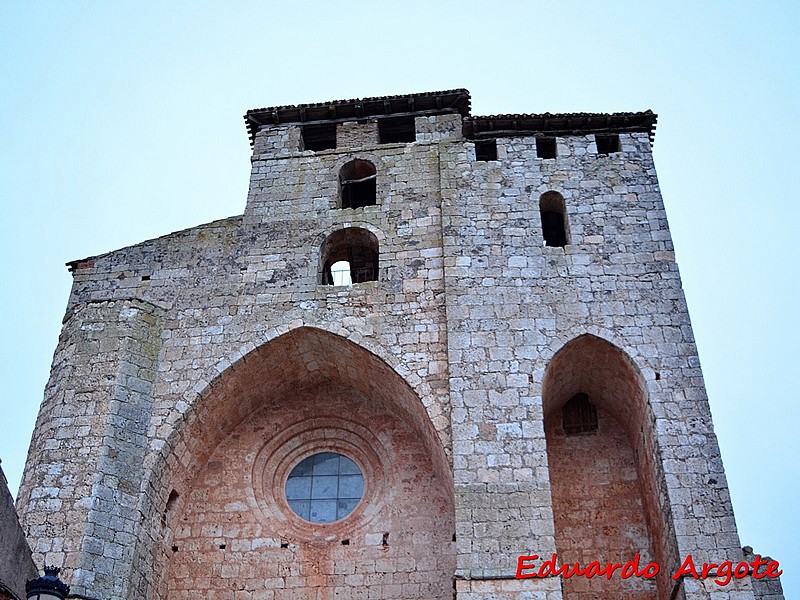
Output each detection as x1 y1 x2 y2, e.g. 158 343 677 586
17 90 773 599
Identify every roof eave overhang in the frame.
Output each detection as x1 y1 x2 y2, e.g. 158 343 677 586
244 89 471 146
464 110 658 144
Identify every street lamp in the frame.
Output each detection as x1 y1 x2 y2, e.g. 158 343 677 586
26 566 70 600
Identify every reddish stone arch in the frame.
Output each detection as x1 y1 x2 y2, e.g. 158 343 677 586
144 326 455 599
542 333 678 599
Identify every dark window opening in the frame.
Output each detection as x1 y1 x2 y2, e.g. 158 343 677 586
161 489 179 529
562 393 598 435
596 133 620 154
540 191 569 247
541 211 567 247
475 139 498 161
339 159 377 209
321 227 379 285
536 137 557 159
378 116 416 143
302 123 337 151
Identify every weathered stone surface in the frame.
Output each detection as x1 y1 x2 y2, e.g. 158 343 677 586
0 463 38 599
15 90 775 599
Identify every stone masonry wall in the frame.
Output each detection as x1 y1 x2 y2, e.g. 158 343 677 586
19 115 459 600
0 463 38 599
744 547 785 600
439 132 753 599
17 106 759 599
17 298 163 598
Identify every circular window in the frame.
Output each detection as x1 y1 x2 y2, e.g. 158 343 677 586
285 451 364 523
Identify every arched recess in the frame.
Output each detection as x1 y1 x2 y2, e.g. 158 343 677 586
148 327 455 599
542 334 677 600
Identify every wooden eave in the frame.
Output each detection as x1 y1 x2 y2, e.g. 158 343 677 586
244 89 471 146
464 111 658 144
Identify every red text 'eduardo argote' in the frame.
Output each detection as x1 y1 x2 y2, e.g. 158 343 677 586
516 553 782 587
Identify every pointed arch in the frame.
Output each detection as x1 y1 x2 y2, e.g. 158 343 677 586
141 326 454 598
542 334 647 430
542 333 678 599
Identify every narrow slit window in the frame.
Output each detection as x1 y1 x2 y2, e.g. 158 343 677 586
161 489 179 529
378 116 416 143
595 134 620 155
562 393 598 435
475 139 498 161
339 160 377 209
539 191 569 247
320 227 379 285
536 137 557 159
302 123 337 151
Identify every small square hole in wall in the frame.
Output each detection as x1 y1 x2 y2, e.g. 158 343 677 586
536 137 556 159
378 116 416 143
475 139 498 161
302 123 337 151
595 134 620 155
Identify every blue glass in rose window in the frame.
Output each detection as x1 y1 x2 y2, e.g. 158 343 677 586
285 452 364 523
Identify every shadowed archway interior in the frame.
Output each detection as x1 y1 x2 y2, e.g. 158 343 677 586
542 334 677 600
149 327 455 599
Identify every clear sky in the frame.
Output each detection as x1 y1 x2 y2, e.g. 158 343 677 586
1 1 797 595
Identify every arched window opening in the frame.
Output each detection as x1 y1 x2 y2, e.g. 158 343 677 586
339 160 377 209
539 191 568 247
160 326 456 598
320 228 379 285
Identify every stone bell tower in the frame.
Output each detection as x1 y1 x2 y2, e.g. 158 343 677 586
17 89 776 599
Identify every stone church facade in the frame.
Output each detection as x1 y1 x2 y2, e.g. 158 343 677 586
15 90 780 599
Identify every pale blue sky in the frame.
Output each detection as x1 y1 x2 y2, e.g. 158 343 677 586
1 1 797 594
